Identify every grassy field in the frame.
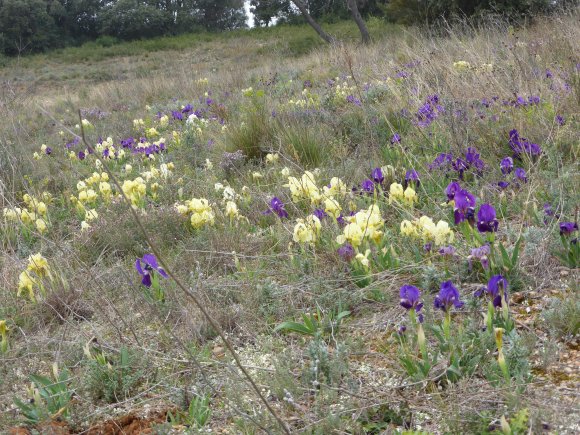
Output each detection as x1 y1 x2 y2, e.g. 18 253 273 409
0 13 578 434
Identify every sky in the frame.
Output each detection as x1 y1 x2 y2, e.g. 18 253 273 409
244 1 255 28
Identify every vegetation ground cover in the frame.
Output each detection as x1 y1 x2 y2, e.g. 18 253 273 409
0 13 578 434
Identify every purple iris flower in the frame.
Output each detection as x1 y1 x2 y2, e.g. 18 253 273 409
400 285 423 312
78 151 86 160
453 189 476 224
477 204 499 233
469 244 491 270
264 197 289 219
171 110 183 121
434 281 464 312
337 243 355 262
452 158 469 178
514 168 527 183
509 129 542 158
465 147 484 169
556 115 565 126
120 137 136 149
438 245 456 257
498 181 510 189
361 179 374 193
429 152 454 171
181 104 193 114
560 222 578 236
45 147 52 155
371 167 384 184
416 94 443 127
476 275 509 308
500 157 513 175
390 133 401 144
445 181 461 201
424 243 432 253
346 95 362 106
135 254 168 287
313 208 327 220
65 137 80 149
405 169 420 187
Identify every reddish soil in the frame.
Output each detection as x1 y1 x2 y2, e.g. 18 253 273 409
8 409 170 435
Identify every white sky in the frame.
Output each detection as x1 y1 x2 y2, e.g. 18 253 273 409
244 1 255 28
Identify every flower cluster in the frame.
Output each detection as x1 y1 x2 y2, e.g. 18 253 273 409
175 198 215 229
336 204 384 248
3 192 52 235
416 94 444 127
508 129 542 158
400 216 454 246
17 253 52 302
293 215 322 244
286 171 321 204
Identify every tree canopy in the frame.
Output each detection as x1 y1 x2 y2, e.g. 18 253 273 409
0 0 575 56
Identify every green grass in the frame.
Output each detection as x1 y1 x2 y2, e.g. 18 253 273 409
0 9 578 434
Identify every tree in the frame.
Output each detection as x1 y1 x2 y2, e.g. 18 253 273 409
194 0 247 31
0 0 58 55
51 0 103 43
98 0 173 40
290 0 335 43
385 0 557 25
347 0 370 43
250 0 293 27
290 0 373 44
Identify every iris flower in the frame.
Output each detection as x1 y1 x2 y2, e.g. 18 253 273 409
434 281 464 312
469 244 491 270
477 204 499 233
438 245 456 257
509 129 542 157
264 197 289 219
361 179 374 193
560 222 578 236
371 167 384 184
135 254 168 287
313 208 328 220
400 285 424 312
500 157 513 175
475 275 508 308
514 168 527 183
453 189 476 224
405 169 420 187
337 243 355 262
445 181 461 201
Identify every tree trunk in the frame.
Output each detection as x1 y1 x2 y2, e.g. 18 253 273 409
290 0 335 44
347 0 371 44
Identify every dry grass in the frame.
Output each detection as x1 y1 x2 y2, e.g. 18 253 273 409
0 11 579 433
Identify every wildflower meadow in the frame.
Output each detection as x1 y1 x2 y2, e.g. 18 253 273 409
0 11 578 434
